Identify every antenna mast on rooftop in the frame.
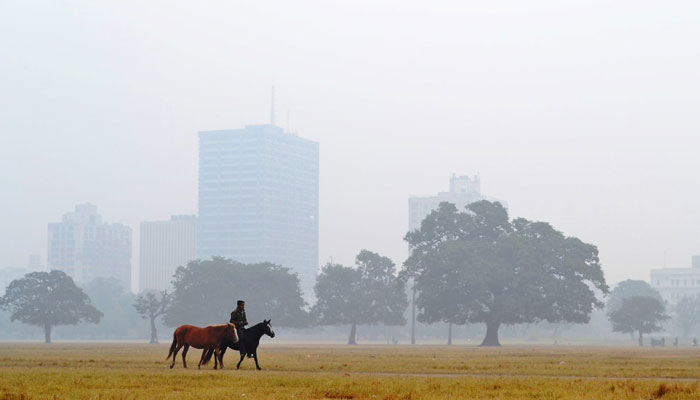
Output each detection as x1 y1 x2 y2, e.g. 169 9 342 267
270 86 276 126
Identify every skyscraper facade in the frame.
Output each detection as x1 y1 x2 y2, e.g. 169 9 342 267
47 204 132 289
408 174 484 232
139 215 198 292
198 124 319 296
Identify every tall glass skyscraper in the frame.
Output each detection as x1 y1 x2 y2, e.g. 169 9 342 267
198 124 319 297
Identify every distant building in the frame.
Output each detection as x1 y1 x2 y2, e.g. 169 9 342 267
650 256 700 304
27 254 44 272
409 174 496 232
198 124 319 297
47 204 132 289
139 215 198 292
0 267 26 296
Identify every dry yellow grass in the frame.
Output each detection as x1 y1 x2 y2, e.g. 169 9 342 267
1 343 700 399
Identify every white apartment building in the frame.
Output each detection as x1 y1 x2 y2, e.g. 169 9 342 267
47 204 132 289
409 174 494 232
139 215 198 292
650 256 700 304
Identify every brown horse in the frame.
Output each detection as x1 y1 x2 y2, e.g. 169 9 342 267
166 323 238 369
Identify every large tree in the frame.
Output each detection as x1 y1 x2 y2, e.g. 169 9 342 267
606 280 663 315
608 296 669 346
164 257 308 328
0 271 102 343
605 280 664 341
404 201 608 346
134 290 171 343
312 250 407 344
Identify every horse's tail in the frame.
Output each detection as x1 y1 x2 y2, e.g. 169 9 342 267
201 347 214 365
166 331 177 360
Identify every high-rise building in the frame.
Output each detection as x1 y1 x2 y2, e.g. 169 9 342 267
408 174 486 232
27 254 44 272
47 204 132 289
198 124 319 296
139 215 198 292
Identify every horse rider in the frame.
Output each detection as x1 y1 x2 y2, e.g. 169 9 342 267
230 300 248 331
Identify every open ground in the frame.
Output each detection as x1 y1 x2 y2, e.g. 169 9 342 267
1 343 700 399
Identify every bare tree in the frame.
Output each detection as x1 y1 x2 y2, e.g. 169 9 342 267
134 290 170 344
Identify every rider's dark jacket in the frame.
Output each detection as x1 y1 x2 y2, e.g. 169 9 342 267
230 308 248 330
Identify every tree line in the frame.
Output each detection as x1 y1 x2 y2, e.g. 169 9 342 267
1 201 696 345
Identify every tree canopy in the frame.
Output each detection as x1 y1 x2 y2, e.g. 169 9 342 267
608 296 669 346
404 201 609 346
674 296 700 338
606 280 663 316
79 278 140 340
0 270 102 343
312 250 407 344
164 257 308 328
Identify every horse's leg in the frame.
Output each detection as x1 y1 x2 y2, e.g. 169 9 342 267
253 352 261 370
218 346 226 369
198 348 208 369
237 352 245 370
214 347 223 370
170 343 184 369
181 344 189 369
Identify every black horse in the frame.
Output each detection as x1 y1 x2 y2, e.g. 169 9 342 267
202 319 275 370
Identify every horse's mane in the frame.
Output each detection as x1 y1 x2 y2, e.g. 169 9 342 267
248 322 266 330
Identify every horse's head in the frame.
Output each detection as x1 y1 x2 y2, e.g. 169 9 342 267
227 323 240 343
263 319 275 338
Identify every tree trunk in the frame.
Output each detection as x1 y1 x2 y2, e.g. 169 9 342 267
150 316 158 344
44 324 52 344
410 282 416 345
447 322 453 346
348 323 357 345
638 331 643 347
480 321 501 347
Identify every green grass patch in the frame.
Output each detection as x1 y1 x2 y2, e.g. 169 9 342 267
1 343 699 399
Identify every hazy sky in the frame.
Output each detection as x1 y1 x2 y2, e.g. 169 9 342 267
2 1 700 291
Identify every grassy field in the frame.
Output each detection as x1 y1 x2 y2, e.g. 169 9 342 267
1 342 700 399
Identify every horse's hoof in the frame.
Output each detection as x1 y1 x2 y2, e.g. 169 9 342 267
169 365 174 369
257 368 262 371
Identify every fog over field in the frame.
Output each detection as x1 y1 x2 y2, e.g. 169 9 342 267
2 0 700 292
